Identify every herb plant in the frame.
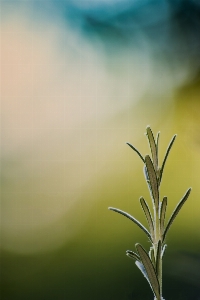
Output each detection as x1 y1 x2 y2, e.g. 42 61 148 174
108 126 191 300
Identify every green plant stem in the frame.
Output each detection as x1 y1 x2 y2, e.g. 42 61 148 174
159 256 162 297
156 135 162 300
154 200 162 300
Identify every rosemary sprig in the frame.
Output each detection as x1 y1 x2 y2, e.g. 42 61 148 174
108 126 192 300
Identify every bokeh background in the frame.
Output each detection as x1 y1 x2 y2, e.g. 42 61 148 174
1 1 200 299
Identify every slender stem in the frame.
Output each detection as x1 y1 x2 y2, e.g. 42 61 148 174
154 185 162 300
159 255 162 296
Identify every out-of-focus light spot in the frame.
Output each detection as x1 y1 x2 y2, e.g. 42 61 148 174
1 1 200 256
0 15 153 254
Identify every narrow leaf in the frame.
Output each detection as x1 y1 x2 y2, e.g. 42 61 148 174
156 131 160 150
160 134 177 183
126 250 140 261
146 126 158 169
160 197 167 236
149 247 156 267
145 155 159 209
156 132 160 178
143 167 155 198
135 261 153 293
126 142 145 163
136 243 160 299
163 188 192 241
108 207 152 242
161 244 167 258
156 241 162 276
140 197 154 238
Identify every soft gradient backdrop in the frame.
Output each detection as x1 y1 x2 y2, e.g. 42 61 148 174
1 1 200 299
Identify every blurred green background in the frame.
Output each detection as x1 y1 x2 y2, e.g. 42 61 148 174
1 1 200 299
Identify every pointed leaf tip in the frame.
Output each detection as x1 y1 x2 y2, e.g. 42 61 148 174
160 134 177 182
126 250 140 261
108 207 152 241
163 188 191 241
146 126 157 170
126 142 145 163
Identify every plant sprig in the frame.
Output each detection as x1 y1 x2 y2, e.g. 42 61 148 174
108 126 192 300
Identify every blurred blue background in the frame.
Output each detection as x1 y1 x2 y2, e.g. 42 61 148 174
1 1 200 299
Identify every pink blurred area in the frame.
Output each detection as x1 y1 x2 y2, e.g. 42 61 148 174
1 12 147 253
1 4 200 256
